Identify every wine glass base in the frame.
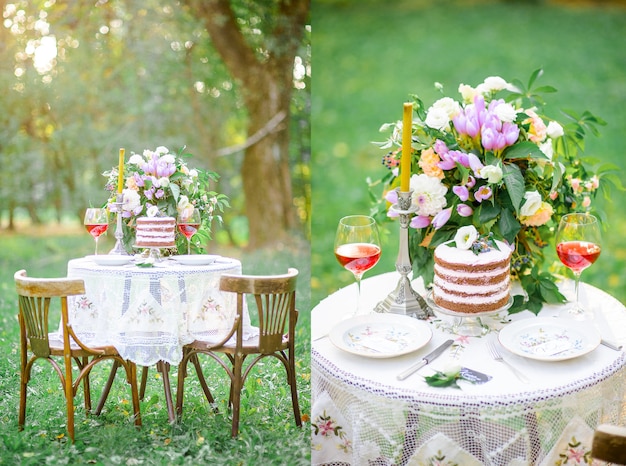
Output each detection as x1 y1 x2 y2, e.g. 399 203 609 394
558 306 595 321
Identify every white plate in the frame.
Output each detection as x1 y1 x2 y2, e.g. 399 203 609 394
499 317 601 361
174 254 219 266
91 255 134 266
329 313 432 358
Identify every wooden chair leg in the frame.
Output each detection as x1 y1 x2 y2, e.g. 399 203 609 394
156 361 175 423
18 368 28 430
230 356 243 437
81 357 92 413
127 362 142 427
139 366 149 400
288 352 302 427
64 357 76 442
175 354 189 417
190 354 217 408
95 359 120 415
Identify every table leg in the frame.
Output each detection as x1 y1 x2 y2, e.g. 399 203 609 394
156 361 176 423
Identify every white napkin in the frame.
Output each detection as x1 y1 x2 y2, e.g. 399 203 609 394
311 391 353 465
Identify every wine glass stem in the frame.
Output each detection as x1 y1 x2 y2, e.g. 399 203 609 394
573 271 582 311
95 237 99 255
354 274 363 316
187 238 191 255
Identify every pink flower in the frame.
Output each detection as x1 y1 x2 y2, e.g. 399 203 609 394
385 190 398 204
410 215 431 229
453 185 469 201
474 186 492 202
432 208 452 229
456 204 473 217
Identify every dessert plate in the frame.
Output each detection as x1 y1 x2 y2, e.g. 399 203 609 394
499 317 601 361
329 313 432 358
91 255 134 266
174 254 219 266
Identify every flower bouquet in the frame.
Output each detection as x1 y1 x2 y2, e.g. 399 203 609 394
103 146 229 255
372 70 620 314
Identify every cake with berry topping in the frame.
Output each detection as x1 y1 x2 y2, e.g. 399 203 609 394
432 232 512 313
135 216 176 248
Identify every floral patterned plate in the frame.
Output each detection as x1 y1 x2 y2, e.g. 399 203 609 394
174 255 219 266
329 314 432 358
90 255 134 266
498 317 601 361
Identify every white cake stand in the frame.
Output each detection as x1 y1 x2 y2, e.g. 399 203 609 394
427 291 513 337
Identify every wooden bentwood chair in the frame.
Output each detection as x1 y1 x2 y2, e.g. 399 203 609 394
591 424 626 465
176 268 302 437
15 270 142 441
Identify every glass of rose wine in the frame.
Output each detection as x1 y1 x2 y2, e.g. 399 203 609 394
334 215 382 317
555 213 602 320
177 208 202 255
84 208 109 255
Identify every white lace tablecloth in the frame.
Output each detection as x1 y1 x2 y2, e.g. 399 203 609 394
66 256 258 366
312 272 626 466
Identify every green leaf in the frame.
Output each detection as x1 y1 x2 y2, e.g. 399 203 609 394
503 141 548 161
507 295 528 315
477 202 500 224
502 163 525 213
498 207 521 243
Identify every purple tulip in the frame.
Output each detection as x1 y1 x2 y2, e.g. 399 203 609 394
474 186 493 202
410 215 431 229
453 185 469 201
452 150 470 168
457 204 473 217
432 208 452 229
385 190 398 204
468 153 484 177
434 139 448 155
466 175 476 188
503 122 520 146
437 152 456 170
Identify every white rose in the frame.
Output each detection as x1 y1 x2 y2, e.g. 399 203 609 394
458 84 479 103
454 225 478 250
546 121 564 139
482 76 509 92
410 174 448 216
425 97 460 131
155 146 169 154
539 139 553 161
158 177 170 187
520 191 543 217
128 154 144 165
189 169 198 178
161 154 176 164
493 102 518 123
480 164 503 184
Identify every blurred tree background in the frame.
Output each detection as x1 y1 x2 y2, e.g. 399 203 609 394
0 0 311 250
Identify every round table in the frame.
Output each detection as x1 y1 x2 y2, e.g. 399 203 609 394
311 272 626 466
66 255 255 366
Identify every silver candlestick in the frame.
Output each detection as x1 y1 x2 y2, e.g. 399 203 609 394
109 192 128 255
374 188 433 319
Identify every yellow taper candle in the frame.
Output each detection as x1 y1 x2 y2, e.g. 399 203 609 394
117 148 125 194
401 102 412 192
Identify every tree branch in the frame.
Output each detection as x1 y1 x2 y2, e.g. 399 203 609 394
215 111 287 157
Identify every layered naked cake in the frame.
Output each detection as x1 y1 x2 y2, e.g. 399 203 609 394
135 216 176 248
432 239 512 313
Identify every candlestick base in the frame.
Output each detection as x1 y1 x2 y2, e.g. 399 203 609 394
374 188 433 320
109 193 129 255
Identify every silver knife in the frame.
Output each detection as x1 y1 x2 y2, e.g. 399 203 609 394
397 339 454 381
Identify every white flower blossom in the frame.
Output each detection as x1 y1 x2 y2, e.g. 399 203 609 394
539 139 554 161
493 102 518 123
425 97 460 131
410 174 448 216
146 205 159 217
128 154 144 165
161 153 176 164
546 121 564 139
454 225 478 250
480 164 503 184
520 191 543 217
122 189 141 213
458 83 480 103
482 76 509 92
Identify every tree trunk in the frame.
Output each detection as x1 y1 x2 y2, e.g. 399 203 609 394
185 0 309 249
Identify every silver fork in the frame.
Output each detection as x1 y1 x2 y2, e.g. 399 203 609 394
487 336 530 384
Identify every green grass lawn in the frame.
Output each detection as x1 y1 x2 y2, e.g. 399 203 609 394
0 225 310 465
311 0 626 309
